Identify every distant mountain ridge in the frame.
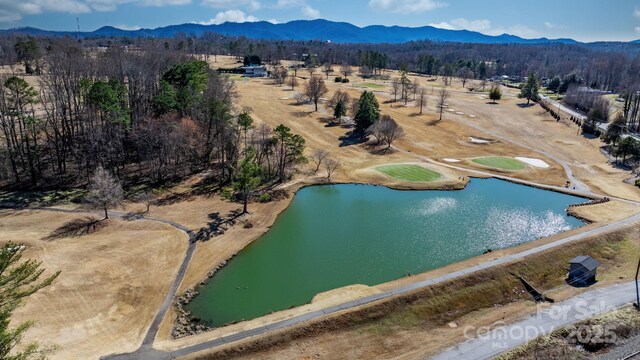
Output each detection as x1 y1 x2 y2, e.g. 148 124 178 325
0 19 591 44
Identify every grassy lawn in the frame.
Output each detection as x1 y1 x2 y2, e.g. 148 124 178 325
357 83 385 89
228 74 251 81
377 164 442 182
472 157 526 171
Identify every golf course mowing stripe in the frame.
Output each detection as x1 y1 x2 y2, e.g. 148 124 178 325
472 157 527 171
376 164 442 182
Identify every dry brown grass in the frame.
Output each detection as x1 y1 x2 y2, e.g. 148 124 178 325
496 306 640 360
181 226 640 360
4 58 640 359
0 209 188 360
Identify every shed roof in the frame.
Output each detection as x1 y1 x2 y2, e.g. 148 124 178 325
569 256 600 271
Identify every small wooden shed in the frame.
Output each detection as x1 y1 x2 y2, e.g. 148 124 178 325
567 256 599 286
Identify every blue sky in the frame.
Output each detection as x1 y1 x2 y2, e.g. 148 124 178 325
1 0 639 42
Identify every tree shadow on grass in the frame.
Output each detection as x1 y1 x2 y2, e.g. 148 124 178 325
43 216 107 240
195 209 244 242
156 192 194 206
122 210 145 221
292 110 312 117
339 132 366 147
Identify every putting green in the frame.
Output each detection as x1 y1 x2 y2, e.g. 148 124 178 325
377 164 442 182
472 157 526 170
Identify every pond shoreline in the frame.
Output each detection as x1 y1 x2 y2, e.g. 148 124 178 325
178 177 590 332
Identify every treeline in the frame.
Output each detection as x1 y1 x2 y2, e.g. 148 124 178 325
1 34 640 93
0 37 306 190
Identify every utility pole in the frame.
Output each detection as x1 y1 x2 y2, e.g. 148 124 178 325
635 257 639 310
76 17 81 39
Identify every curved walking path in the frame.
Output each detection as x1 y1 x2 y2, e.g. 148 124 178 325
109 204 640 359
430 281 637 360
4 164 638 360
0 205 196 359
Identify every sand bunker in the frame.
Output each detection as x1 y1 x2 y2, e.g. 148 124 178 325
515 157 550 168
469 137 491 144
469 115 477 118
456 112 465 115
448 108 456 112
443 158 461 163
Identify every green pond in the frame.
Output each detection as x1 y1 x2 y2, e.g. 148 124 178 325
187 178 586 326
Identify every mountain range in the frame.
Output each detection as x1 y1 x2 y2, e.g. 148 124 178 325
0 19 614 45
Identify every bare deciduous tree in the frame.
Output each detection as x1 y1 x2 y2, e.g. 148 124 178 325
272 67 288 85
367 115 404 150
322 62 333 79
417 87 427 114
412 78 420 100
86 167 123 220
457 67 474 88
293 92 307 105
310 149 329 173
391 78 401 102
324 158 339 180
378 115 404 150
137 191 156 212
340 62 352 79
359 65 371 81
287 75 298 90
304 75 328 111
328 90 351 111
436 88 450 122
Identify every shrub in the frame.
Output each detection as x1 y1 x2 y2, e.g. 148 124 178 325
258 193 272 203
220 186 235 200
335 76 343 83
342 78 350 83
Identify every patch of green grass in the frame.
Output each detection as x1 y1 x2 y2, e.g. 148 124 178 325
377 164 442 182
357 83 385 89
472 157 526 171
228 74 251 81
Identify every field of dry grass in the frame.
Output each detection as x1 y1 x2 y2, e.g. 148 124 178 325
3 56 640 359
0 209 187 359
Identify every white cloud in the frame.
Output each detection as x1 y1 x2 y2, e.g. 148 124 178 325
369 0 446 14
85 0 136 12
429 18 539 38
635 26 640 34
544 21 555 29
634 7 640 18
428 21 454 30
198 9 259 25
201 0 260 11
267 18 278 24
0 0 90 23
0 0 188 23
301 5 318 18
114 23 141 30
275 0 303 8
145 0 190 6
